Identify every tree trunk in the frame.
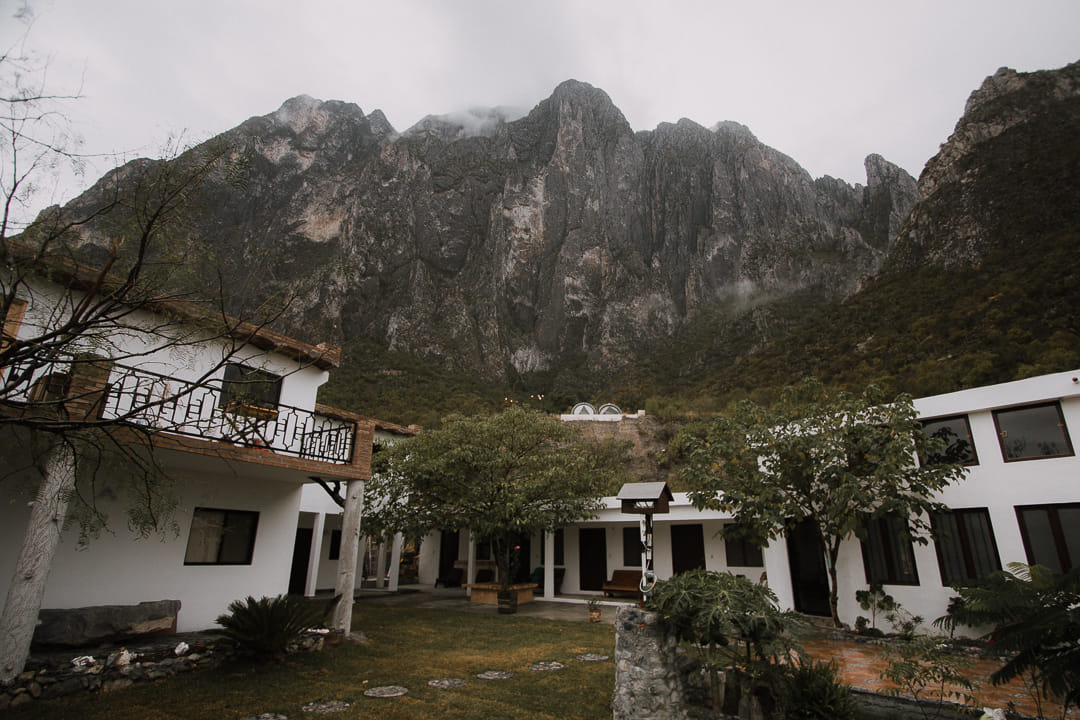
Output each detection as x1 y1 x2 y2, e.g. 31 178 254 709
331 479 364 635
0 443 77 684
826 543 842 628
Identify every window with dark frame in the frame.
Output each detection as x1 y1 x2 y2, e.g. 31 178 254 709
1016 503 1080 574
327 529 342 560
920 415 978 466
725 531 764 567
993 402 1073 461
931 508 1001 586
183 508 259 565
218 363 283 415
1 298 27 349
861 515 920 585
622 525 642 567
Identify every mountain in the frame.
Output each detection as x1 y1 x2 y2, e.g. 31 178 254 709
611 61 1080 414
36 62 1080 423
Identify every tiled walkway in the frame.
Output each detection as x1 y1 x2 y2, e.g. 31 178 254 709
800 631 1078 719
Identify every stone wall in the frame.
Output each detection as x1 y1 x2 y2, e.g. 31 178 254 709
0 631 325 710
612 605 688 720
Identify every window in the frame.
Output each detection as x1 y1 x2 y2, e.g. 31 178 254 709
993 402 1073 461
539 529 565 566
219 363 282 416
1 298 27 349
724 527 764 567
931 508 1001 585
622 526 641 567
861 515 919 585
327 529 342 560
920 415 978 465
1016 503 1080 573
183 508 259 565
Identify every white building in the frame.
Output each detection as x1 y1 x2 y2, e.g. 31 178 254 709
422 373 1079 626
0 246 384 634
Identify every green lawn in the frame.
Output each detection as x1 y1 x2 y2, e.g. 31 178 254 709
11 604 616 720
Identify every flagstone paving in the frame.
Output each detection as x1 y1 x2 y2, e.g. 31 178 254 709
800 632 1079 719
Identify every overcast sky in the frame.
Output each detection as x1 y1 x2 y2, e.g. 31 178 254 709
3 0 1078 218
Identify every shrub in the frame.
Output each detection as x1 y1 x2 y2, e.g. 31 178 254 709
647 569 802 713
215 594 323 659
782 658 858 720
878 634 977 719
935 563 1080 718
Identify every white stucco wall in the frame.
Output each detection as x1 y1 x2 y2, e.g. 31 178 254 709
9 277 331 414
2 277 341 633
510 371 1080 630
0 458 304 632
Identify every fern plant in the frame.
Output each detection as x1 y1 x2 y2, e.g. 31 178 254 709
215 594 322 659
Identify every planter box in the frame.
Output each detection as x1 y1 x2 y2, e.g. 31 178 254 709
463 583 538 605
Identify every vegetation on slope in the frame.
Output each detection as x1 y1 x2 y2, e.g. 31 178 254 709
611 227 1080 415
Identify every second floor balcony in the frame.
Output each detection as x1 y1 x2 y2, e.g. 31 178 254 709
2 357 355 465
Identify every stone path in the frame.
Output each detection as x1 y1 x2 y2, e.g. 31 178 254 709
238 653 610 719
801 633 1080 719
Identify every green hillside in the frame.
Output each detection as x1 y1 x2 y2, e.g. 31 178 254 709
607 227 1080 415
320 226 1080 425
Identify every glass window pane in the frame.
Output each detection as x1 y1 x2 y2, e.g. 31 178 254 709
995 403 1073 461
933 512 967 585
219 512 257 563
1018 507 1064 573
863 516 918 585
184 509 224 564
961 511 1000 579
921 416 977 465
1057 506 1080 572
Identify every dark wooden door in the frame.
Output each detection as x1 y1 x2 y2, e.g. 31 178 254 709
670 523 707 575
787 519 831 617
578 528 607 591
288 527 313 595
514 535 532 584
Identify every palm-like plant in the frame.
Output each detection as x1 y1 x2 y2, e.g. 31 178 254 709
215 594 323 659
936 563 1080 718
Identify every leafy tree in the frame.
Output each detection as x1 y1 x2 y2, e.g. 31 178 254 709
936 563 1080 718
369 405 629 593
677 378 966 627
0 28 287 683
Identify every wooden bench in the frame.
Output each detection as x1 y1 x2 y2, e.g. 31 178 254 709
602 569 642 597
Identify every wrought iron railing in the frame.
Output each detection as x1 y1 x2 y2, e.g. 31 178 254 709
3 358 355 464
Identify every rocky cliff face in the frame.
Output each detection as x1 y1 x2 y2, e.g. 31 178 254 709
887 61 1080 271
58 81 925 386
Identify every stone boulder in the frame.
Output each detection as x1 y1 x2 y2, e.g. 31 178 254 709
32 600 180 647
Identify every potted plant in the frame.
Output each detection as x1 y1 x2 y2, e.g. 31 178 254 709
587 598 602 622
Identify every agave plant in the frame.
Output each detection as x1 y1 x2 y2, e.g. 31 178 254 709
215 594 323 659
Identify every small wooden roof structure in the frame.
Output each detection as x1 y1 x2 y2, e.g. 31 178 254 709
616 481 673 515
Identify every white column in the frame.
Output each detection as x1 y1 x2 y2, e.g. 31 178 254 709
388 532 404 592
543 530 556 600
375 540 387 589
762 538 793 612
304 512 326 597
331 480 364 635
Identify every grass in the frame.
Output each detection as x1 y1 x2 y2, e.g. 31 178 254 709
11 604 616 720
